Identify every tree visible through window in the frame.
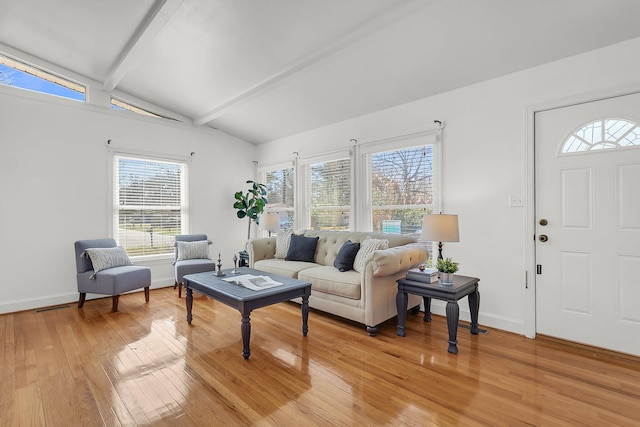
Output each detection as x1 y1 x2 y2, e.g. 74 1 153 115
306 158 351 231
264 167 294 231
369 146 433 235
113 154 186 257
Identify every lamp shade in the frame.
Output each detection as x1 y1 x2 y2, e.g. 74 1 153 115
420 214 459 242
259 212 280 232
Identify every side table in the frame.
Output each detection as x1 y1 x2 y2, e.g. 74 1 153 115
396 275 480 354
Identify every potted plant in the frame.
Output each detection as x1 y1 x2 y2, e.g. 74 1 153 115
233 180 268 240
436 257 459 285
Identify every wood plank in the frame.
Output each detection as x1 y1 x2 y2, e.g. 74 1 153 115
1 287 639 426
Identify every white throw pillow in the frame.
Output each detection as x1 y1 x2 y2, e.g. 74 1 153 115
353 238 389 273
176 240 210 261
274 230 293 259
84 246 132 278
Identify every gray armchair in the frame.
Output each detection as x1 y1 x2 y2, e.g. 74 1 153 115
174 234 216 298
74 238 151 312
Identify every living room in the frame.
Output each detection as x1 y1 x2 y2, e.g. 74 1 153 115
1 1 640 425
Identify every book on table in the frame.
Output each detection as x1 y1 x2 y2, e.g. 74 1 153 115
223 274 284 291
406 268 439 283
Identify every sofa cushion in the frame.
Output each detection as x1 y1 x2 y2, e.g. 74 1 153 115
254 258 317 279
286 234 319 262
274 229 293 259
298 266 361 300
333 240 360 272
353 238 389 273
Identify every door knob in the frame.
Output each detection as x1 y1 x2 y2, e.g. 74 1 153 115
539 219 548 226
538 234 548 242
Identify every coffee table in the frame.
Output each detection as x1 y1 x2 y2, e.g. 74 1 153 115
183 267 311 360
396 275 480 354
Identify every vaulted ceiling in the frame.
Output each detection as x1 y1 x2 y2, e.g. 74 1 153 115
2 0 640 144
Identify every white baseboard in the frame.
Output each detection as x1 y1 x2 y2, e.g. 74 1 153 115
0 278 175 315
427 302 526 336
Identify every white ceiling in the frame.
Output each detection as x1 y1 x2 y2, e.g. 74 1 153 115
2 0 640 144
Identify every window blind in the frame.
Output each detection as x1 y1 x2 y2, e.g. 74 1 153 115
263 166 295 231
368 145 433 235
113 154 186 257
304 157 351 231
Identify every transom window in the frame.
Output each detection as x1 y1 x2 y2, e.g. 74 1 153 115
111 97 175 121
0 54 85 101
561 118 640 153
113 153 187 257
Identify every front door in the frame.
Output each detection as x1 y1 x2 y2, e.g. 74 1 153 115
535 92 640 356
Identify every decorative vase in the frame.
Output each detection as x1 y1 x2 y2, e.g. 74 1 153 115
440 272 454 285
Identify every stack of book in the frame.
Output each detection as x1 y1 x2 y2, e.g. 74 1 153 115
406 267 439 283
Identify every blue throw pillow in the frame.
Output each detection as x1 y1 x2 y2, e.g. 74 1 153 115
285 234 319 262
333 240 360 272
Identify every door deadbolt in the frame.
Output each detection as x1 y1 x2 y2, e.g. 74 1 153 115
539 219 548 226
538 234 548 242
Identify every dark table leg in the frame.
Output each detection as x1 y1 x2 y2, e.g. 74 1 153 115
301 293 309 337
186 287 193 324
423 296 432 322
468 289 480 335
396 290 408 336
445 301 460 354
241 313 251 360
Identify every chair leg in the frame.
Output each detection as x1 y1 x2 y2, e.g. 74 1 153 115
112 295 119 312
144 287 150 302
178 283 183 299
174 280 178 290
78 293 86 308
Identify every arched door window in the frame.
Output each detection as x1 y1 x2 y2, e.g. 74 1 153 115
561 118 640 154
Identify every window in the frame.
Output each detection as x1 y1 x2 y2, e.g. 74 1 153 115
367 146 434 235
262 165 295 231
303 155 352 231
0 54 85 101
561 118 640 153
111 97 175 120
113 153 187 257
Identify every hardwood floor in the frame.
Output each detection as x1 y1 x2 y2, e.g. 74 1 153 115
1 287 639 426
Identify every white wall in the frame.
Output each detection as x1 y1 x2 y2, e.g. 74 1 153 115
256 37 640 335
0 89 256 314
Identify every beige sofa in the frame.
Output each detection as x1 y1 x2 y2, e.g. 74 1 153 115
247 230 426 335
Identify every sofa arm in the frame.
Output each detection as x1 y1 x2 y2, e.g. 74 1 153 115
247 237 276 267
369 243 427 277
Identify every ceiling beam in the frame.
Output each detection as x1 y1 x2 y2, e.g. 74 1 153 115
193 0 430 126
103 0 185 92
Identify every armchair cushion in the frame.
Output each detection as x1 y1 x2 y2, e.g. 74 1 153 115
176 240 210 261
84 246 132 278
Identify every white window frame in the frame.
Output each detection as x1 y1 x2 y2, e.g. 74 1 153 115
298 150 354 231
357 130 441 233
109 148 190 260
258 161 295 233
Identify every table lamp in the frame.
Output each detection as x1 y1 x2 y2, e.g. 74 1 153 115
420 214 459 260
259 212 280 237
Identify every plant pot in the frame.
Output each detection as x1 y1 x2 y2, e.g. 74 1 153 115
440 272 454 285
